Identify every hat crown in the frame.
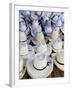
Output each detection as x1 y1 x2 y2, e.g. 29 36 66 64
32 20 39 29
33 53 47 70
19 22 27 31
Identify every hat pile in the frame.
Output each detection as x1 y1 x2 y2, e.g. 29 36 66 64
19 10 64 79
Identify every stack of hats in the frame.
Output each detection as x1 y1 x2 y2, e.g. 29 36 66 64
19 56 26 79
27 53 53 78
19 11 64 79
51 38 62 52
19 22 29 79
51 27 60 40
31 20 48 54
52 49 64 71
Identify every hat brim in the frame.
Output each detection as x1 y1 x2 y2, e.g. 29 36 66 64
31 37 39 45
19 66 26 79
47 43 52 56
61 29 64 34
52 54 64 71
27 57 53 79
52 47 62 53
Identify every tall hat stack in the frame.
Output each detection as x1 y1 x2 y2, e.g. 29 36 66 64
31 20 47 53
19 11 64 79
19 21 29 79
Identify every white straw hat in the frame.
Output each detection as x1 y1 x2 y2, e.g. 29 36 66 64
19 56 26 79
51 38 62 52
47 43 52 56
52 49 64 71
19 31 27 41
27 53 53 78
35 41 47 53
56 49 64 64
28 45 35 60
19 42 28 56
33 53 47 70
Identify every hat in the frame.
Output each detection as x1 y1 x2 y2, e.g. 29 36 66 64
26 53 53 78
31 22 42 37
56 49 64 64
19 22 27 32
52 15 59 24
19 56 26 79
51 27 60 39
33 53 47 70
28 45 35 59
19 42 28 56
21 11 31 16
35 11 42 16
35 31 45 41
44 26 52 36
47 43 52 56
19 31 27 42
35 41 47 53
51 38 62 52
52 49 64 71
19 14 24 22
19 67 26 79
30 13 38 21
45 27 60 42
56 19 62 27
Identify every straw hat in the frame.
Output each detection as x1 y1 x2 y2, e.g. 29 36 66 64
31 21 42 37
35 31 45 41
19 22 27 32
56 49 64 64
28 45 35 60
27 53 53 78
51 27 60 39
52 49 64 71
19 56 26 79
44 23 52 36
33 53 47 70
31 31 45 45
19 42 28 56
19 31 27 42
51 38 62 52
30 14 38 21
35 41 47 53
47 43 52 56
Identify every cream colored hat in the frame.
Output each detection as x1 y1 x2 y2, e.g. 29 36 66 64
19 31 27 42
19 42 28 56
51 38 62 52
28 45 35 60
30 14 38 21
56 49 64 64
52 49 64 71
27 53 53 78
33 53 47 70
51 27 59 39
31 34 45 45
19 56 26 79
35 41 47 53
47 43 52 56
35 31 45 41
